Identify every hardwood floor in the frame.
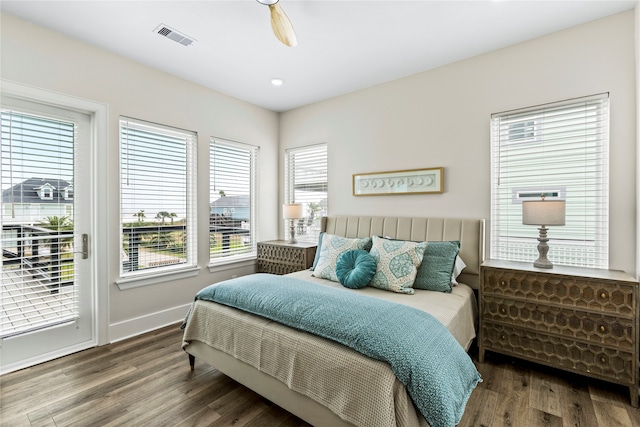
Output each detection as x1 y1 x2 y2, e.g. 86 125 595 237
1 323 638 427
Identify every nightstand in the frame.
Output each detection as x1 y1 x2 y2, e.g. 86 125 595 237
479 259 639 407
257 240 317 275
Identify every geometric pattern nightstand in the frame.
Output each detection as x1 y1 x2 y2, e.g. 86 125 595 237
479 259 639 407
257 240 317 276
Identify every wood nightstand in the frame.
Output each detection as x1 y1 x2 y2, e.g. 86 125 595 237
257 240 317 275
479 259 639 407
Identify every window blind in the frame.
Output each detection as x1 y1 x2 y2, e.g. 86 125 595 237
285 143 328 242
210 138 258 262
1 110 78 337
490 93 609 268
119 117 197 276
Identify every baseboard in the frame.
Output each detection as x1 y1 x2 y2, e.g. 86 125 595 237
1 339 96 375
108 303 191 343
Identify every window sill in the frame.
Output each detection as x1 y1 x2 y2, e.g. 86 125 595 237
207 255 257 273
116 265 201 290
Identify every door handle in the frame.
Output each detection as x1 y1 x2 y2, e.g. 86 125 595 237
82 233 89 259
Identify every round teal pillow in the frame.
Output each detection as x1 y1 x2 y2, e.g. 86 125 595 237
336 249 377 289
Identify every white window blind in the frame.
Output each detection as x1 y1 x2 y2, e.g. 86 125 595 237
490 93 609 268
285 143 328 242
210 138 258 263
119 117 197 276
1 110 78 337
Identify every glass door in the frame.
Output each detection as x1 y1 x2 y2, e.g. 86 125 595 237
1 96 95 373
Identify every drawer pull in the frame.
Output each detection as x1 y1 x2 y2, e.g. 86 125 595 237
600 292 607 299
600 357 607 364
599 325 606 333
500 280 506 286
500 307 506 314
500 334 506 340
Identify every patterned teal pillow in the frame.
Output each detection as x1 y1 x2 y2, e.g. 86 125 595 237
368 236 427 295
336 249 377 289
311 234 372 282
413 241 460 293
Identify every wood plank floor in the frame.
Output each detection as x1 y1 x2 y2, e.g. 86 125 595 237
1 323 638 427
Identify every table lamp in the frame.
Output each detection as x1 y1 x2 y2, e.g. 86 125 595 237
283 203 303 243
522 196 566 269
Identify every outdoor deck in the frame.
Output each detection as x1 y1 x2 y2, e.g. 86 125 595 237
1 265 76 337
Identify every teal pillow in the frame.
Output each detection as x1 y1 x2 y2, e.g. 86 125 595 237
413 241 461 293
311 234 373 282
336 250 377 289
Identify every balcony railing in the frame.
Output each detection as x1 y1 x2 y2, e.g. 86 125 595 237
2 224 73 290
121 223 250 272
2 221 253 278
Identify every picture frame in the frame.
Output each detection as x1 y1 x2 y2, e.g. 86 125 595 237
352 167 444 196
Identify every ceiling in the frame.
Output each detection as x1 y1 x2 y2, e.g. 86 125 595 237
1 0 636 112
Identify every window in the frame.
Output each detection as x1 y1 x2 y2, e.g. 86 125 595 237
38 185 54 200
119 117 197 277
285 143 328 242
507 119 537 143
210 138 258 264
490 94 609 268
63 186 73 200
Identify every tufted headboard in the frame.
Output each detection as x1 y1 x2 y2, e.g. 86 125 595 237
321 216 485 289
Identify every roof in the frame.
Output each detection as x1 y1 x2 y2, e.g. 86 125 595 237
210 195 249 209
2 178 73 204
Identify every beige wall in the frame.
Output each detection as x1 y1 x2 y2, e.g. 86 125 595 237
1 13 280 340
1 9 637 341
280 10 637 276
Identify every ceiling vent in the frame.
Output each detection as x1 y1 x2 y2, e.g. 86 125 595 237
154 24 195 47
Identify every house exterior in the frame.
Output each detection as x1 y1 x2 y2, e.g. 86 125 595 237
209 195 250 222
1 178 73 224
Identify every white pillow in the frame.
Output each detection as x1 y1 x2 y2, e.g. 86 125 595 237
450 256 467 285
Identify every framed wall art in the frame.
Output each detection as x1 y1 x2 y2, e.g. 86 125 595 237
352 167 444 196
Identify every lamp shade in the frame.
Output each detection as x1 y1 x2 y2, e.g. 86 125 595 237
282 203 303 219
522 200 566 226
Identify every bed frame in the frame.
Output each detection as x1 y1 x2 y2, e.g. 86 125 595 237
185 216 485 427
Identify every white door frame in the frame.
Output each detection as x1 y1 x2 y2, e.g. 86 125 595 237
1 80 109 369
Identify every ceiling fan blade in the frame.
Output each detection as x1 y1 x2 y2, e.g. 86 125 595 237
269 3 297 47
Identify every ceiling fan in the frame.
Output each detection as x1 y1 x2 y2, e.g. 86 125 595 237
256 0 297 47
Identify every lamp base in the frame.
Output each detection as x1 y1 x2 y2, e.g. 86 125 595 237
533 225 553 269
533 258 553 269
287 219 297 244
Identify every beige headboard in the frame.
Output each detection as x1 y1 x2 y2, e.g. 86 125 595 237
321 216 485 289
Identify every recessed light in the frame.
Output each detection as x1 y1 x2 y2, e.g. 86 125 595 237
271 78 284 86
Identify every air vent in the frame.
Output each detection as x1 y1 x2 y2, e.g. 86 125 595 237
154 24 195 47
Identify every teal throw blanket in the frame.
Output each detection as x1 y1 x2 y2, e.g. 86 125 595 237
192 273 481 427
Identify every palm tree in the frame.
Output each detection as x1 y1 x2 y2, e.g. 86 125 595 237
156 211 171 223
133 210 146 224
40 215 73 232
39 215 74 250
149 231 175 250
307 202 321 223
170 212 178 224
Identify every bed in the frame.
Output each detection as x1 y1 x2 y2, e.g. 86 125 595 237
182 216 485 427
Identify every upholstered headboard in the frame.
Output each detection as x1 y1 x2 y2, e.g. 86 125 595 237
321 216 485 289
